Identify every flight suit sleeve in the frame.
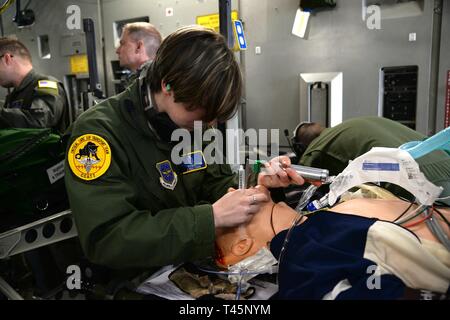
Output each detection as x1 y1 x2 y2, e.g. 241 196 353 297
0 82 65 129
65 126 216 270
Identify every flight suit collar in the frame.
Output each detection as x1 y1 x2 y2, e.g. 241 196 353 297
15 69 36 93
118 81 173 152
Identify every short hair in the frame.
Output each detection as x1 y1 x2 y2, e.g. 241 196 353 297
149 25 242 123
296 122 324 146
123 22 162 59
0 37 32 62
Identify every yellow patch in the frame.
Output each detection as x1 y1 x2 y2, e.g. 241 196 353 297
38 80 58 89
67 134 112 181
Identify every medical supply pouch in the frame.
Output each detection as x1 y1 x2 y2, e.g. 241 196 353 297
0 128 68 218
168 263 255 300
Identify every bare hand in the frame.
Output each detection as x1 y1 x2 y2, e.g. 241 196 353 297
212 187 270 228
257 156 305 188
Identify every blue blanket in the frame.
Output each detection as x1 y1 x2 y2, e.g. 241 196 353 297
270 211 450 300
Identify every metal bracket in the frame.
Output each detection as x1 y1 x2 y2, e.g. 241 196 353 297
0 210 78 260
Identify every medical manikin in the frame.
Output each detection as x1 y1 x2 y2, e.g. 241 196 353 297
214 185 450 299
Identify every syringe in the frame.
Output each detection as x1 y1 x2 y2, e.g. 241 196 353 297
238 165 249 238
238 165 246 189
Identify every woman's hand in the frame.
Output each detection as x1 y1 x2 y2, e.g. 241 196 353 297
257 156 304 188
212 187 270 228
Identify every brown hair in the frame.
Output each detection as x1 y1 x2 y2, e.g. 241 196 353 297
296 122 325 146
149 25 242 123
0 37 32 62
123 22 162 59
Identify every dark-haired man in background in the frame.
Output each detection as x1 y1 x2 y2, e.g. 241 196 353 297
0 37 70 134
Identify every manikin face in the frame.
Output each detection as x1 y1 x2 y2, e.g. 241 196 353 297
214 189 450 268
215 186 299 268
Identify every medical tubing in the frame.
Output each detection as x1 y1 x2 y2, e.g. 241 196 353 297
276 211 305 285
403 208 433 228
277 184 318 273
196 266 267 277
307 194 330 212
195 266 269 300
395 205 428 225
433 207 450 228
426 216 450 251
235 274 243 300
296 184 319 213
393 200 416 223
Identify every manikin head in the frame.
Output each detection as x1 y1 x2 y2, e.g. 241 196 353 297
215 186 298 268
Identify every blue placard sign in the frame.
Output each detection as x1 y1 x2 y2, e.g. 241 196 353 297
233 20 247 50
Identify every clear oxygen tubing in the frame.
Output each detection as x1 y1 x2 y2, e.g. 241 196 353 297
425 212 450 251
274 184 319 287
275 210 306 287
295 184 320 213
395 204 428 225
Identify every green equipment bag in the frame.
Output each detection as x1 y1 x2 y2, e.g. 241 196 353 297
0 128 69 218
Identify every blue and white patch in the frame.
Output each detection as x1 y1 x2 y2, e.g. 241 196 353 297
156 160 178 190
180 151 207 174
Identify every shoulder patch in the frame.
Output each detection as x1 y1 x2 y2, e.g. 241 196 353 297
67 134 112 181
156 160 178 190
36 80 59 95
38 80 58 89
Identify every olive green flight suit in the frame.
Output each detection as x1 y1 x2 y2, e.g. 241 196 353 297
0 69 70 134
123 61 152 88
65 81 237 271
